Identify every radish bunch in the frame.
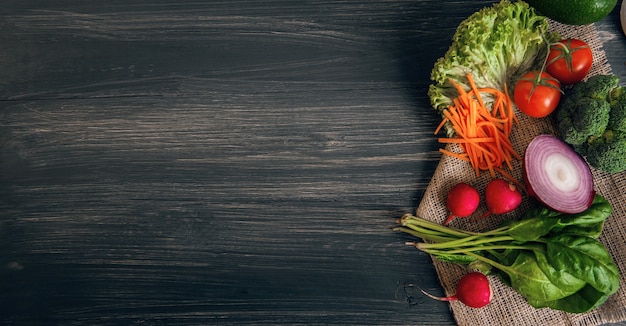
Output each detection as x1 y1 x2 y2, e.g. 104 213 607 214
425 179 522 307
444 178 522 225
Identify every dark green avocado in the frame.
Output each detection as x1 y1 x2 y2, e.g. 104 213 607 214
525 0 617 25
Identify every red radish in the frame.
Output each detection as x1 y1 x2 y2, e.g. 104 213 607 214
443 183 480 225
421 272 492 308
479 178 522 219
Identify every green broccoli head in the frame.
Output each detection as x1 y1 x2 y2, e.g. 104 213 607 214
555 74 626 174
578 74 620 101
555 97 610 145
585 130 626 174
554 74 618 145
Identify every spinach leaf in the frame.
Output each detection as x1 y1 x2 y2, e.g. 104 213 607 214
506 215 560 241
554 221 605 239
499 250 573 302
546 234 620 295
549 195 612 238
528 284 612 313
506 195 612 241
533 245 586 297
430 251 477 264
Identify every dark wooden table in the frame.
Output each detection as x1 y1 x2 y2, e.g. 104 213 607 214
2 1 625 325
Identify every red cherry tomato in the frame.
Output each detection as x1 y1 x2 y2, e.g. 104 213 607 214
514 71 562 118
545 38 593 85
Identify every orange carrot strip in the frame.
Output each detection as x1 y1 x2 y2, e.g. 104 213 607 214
434 116 448 135
466 73 486 109
438 137 496 143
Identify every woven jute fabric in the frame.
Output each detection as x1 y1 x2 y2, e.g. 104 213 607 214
415 20 626 326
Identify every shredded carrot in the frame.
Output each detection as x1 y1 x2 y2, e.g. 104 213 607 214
436 73 522 187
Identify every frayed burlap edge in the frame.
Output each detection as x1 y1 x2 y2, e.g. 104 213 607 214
415 20 626 326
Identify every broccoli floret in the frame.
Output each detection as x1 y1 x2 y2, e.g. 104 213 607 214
607 86 626 132
576 74 620 101
554 75 617 145
554 74 626 174
585 130 626 173
555 97 610 145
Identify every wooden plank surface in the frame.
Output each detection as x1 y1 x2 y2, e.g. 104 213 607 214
1 1 625 325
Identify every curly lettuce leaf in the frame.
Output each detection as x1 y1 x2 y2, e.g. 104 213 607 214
428 0 559 135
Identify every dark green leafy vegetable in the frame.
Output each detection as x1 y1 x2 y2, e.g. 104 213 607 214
395 194 619 313
505 194 611 240
546 235 619 295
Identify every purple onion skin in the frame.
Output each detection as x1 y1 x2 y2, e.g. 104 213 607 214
523 134 595 214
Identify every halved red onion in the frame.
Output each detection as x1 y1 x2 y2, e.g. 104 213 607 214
524 134 595 214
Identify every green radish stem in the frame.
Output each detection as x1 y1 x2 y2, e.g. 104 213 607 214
464 252 525 278
393 227 456 243
399 214 474 238
417 235 517 250
397 214 547 285
419 244 536 255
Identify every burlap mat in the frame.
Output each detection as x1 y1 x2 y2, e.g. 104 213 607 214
415 21 626 326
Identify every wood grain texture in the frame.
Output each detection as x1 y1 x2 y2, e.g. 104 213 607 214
1 1 625 325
